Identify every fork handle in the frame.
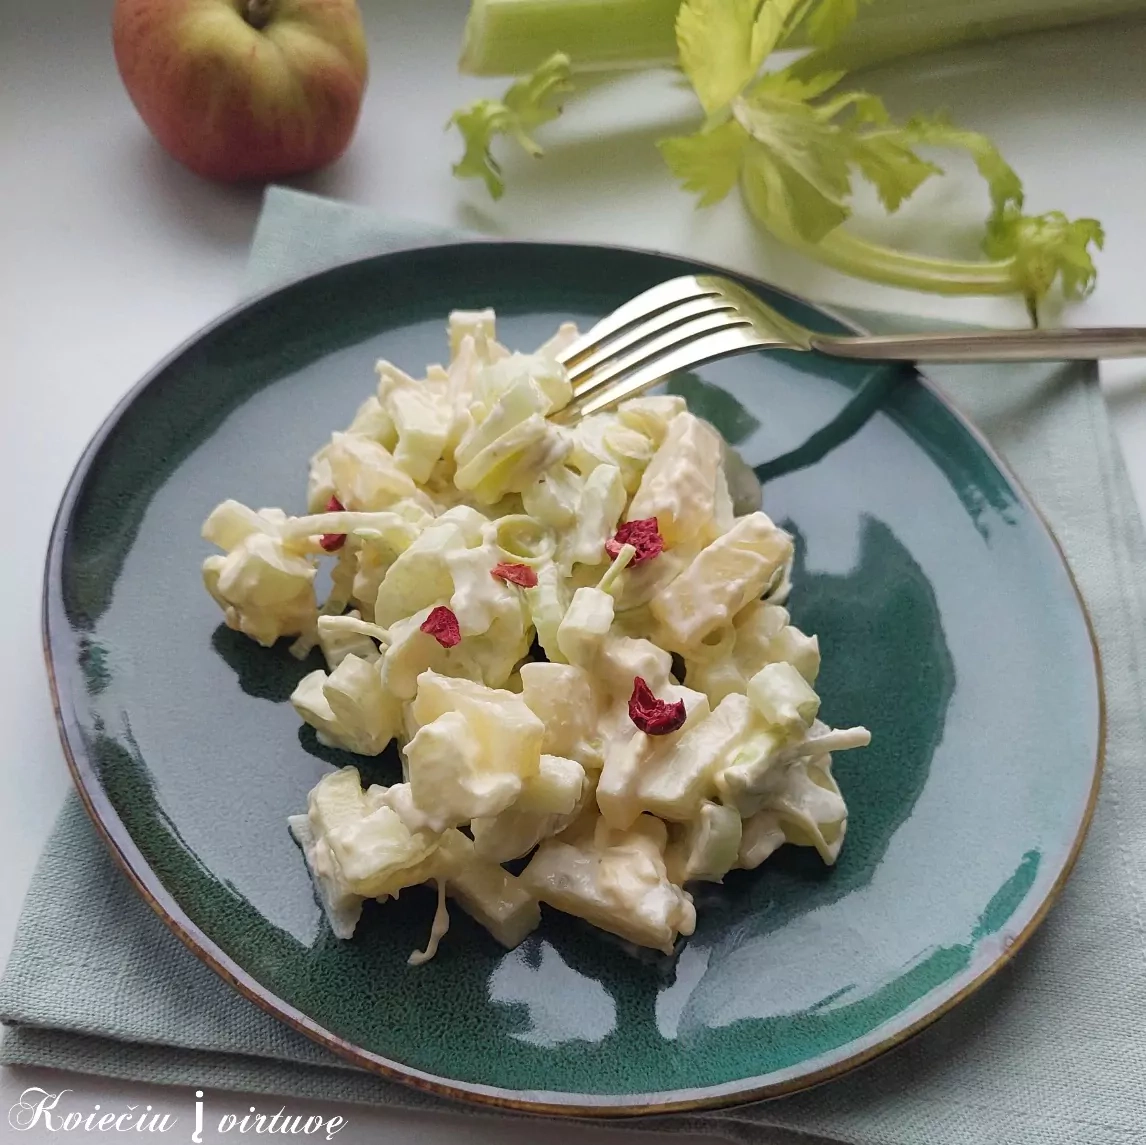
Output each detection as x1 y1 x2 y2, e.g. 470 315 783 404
811 327 1146 363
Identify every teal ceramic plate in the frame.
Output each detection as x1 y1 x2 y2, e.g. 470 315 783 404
45 243 1102 1116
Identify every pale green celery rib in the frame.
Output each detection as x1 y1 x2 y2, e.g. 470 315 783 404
459 0 680 75
793 0 1146 76
792 227 1019 295
459 0 1146 78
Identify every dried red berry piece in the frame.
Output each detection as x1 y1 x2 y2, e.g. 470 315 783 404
491 562 539 589
628 676 687 736
319 495 347 553
606 517 664 566
420 606 462 648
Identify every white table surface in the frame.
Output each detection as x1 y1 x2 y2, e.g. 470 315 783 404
3 0 1146 1139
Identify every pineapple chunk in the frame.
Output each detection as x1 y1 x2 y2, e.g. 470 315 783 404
301 767 442 903
520 754 587 815
683 602 822 707
522 815 695 955
288 813 363 940
404 711 523 829
597 686 710 829
470 755 586 862
291 656 399 757
438 830 541 949
650 512 794 649
324 804 440 899
410 671 544 775
316 612 382 671
205 530 318 648
626 413 723 545
519 662 602 768
306 766 368 840
404 672 546 829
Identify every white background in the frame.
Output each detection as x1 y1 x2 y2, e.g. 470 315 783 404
3 0 1146 1139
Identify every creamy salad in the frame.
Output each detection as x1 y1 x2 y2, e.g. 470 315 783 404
200 309 870 962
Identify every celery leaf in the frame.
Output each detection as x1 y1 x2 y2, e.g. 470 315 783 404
841 98 943 211
659 120 750 206
805 0 875 49
676 0 761 115
740 141 852 245
731 92 854 243
448 53 573 199
676 0 806 116
900 113 1024 214
749 66 848 103
984 208 1104 321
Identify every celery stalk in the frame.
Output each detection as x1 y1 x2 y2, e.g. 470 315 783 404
460 0 679 75
795 0 1146 76
460 0 1146 77
451 0 1106 317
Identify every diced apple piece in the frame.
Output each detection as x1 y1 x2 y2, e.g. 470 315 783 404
747 661 821 733
737 810 787 870
639 693 754 822
668 802 742 884
768 626 821 684
556 586 614 668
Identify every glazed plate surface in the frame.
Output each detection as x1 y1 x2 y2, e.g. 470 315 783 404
45 243 1102 1115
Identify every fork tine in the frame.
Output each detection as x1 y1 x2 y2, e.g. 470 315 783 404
557 276 722 369
566 295 738 388
571 310 751 399
554 325 765 422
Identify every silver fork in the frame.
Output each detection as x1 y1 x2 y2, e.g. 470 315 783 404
553 275 1146 421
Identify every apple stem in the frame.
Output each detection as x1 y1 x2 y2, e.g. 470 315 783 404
244 0 275 29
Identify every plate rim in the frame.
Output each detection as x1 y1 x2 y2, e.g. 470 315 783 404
41 239 1106 1117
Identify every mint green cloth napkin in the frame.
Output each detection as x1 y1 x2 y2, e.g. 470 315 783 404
4 186 1146 1145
